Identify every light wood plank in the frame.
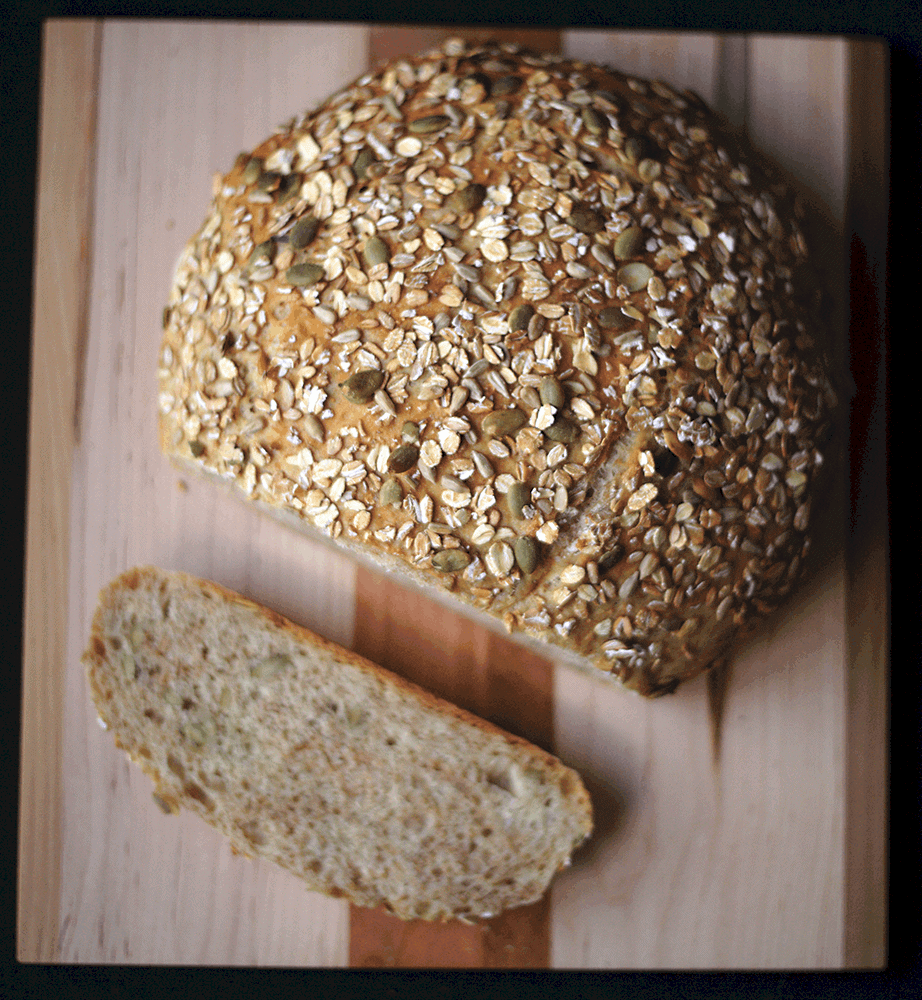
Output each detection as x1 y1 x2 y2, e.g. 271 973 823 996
56 19 371 965
19 18 102 963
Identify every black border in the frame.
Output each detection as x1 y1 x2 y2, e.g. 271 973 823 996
3 2 912 998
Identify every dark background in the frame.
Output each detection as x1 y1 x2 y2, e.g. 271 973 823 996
1 2 909 998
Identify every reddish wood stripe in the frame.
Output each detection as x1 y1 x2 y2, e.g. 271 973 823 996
349 26 561 969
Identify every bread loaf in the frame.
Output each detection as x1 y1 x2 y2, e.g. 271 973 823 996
158 37 837 696
84 566 592 921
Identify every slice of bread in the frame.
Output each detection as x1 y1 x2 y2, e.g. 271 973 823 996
83 567 592 922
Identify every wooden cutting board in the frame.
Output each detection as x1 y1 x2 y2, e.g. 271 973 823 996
20 20 888 969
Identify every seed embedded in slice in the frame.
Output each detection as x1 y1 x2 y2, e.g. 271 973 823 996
387 443 419 473
408 115 451 134
514 536 539 575
617 262 654 292
285 262 325 286
613 226 644 260
432 549 470 572
341 368 385 403
288 215 320 250
482 408 526 437
363 235 389 268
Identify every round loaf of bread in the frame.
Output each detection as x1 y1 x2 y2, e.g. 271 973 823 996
158 37 837 696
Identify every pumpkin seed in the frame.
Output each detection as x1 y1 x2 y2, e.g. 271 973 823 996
432 549 470 572
508 481 531 519
285 262 324 286
247 239 274 268
388 442 419 473
617 262 653 292
363 235 389 268
189 440 205 457
408 115 451 134
544 415 579 443
491 74 521 96
353 146 375 180
256 170 281 192
482 408 526 437
613 225 644 260
446 183 486 214
288 215 320 250
514 536 539 575
401 421 420 442
582 107 608 134
242 157 263 184
597 306 632 329
341 368 384 403
508 303 534 333
538 375 565 408
379 477 403 506
567 204 605 234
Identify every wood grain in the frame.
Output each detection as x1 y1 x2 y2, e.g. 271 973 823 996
18 22 887 969
19 18 101 963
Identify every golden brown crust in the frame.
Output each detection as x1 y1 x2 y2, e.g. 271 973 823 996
158 37 837 696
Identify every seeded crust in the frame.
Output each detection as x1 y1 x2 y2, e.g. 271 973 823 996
158 38 837 697
84 566 592 922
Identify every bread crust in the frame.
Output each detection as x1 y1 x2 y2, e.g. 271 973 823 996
158 37 836 696
84 566 592 922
